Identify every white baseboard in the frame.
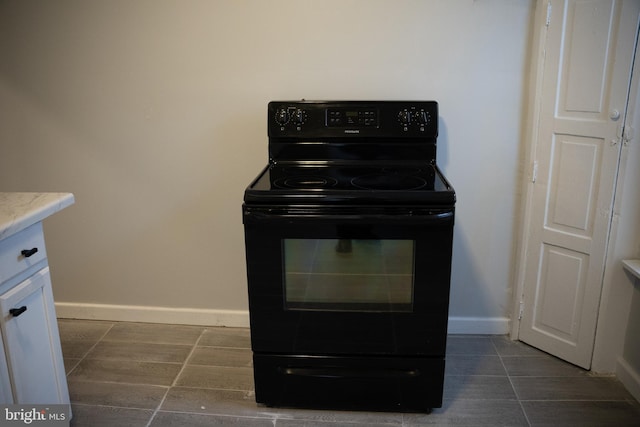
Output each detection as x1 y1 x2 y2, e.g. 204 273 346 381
447 316 510 335
617 357 640 402
55 302 250 328
56 303 509 335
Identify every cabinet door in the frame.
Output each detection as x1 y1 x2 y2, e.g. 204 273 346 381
0 267 69 404
0 331 13 404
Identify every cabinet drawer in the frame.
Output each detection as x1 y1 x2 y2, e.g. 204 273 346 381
0 223 47 284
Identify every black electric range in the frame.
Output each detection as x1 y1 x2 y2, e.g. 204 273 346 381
242 101 455 412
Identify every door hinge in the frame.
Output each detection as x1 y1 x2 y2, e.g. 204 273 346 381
623 126 634 146
546 2 552 26
532 161 539 183
612 124 624 146
518 301 525 320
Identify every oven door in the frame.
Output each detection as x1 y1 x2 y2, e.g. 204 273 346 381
243 205 454 357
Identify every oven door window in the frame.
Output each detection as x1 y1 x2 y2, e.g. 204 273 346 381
283 239 414 312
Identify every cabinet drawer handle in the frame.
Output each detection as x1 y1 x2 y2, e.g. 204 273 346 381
20 248 38 258
9 306 27 317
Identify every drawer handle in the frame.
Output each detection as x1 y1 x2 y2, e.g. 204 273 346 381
9 306 27 317
20 248 38 258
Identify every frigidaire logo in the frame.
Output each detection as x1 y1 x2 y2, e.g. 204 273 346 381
344 129 360 134
2 405 68 425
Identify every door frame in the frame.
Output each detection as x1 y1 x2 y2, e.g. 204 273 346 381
510 0 553 340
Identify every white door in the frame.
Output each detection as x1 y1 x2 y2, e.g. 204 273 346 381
515 0 640 369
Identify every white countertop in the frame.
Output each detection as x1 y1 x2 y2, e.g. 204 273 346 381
0 192 75 241
622 259 640 281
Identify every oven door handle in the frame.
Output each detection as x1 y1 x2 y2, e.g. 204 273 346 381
244 208 454 224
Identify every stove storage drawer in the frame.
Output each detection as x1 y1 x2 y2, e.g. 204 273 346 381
253 353 444 411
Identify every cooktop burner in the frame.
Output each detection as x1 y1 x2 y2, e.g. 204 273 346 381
352 173 427 190
274 176 339 189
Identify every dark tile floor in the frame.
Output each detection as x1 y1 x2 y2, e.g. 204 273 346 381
58 319 640 426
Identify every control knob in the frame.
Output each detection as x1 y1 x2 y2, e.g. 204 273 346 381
415 110 430 125
398 110 411 125
275 108 290 125
293 108 306 124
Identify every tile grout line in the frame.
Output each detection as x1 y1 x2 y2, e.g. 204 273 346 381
145 326 208 427
492 337 533 427
64 321 116 378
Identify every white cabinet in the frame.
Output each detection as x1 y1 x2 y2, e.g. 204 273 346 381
0 329 12 402
0 222 69 405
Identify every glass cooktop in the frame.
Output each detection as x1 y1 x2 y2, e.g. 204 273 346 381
245 163 456 205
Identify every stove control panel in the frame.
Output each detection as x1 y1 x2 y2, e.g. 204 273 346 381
326 108 379 128
269 101 438 139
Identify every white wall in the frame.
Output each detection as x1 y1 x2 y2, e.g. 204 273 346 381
0 0 533 330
